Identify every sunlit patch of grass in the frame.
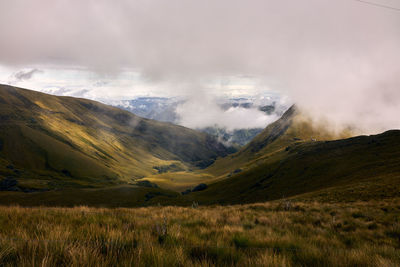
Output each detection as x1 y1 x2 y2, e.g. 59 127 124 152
138 171 216 192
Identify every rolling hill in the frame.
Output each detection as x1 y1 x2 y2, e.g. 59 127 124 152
0 84 229 193
192 106 400 204
204 105 352 178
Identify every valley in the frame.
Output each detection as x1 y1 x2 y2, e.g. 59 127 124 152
0 84 228 195
0 85 399 266
0 84 399 208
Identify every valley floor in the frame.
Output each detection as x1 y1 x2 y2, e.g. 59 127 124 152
0 199 399 266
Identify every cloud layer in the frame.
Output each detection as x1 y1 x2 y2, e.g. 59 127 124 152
0 0 399 132
175 91 280 131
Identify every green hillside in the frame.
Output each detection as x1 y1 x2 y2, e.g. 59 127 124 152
0 84 229 192
193 129 400 204
204 105 352 179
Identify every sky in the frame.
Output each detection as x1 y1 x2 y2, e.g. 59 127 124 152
0 0 399 132
0 65 272 100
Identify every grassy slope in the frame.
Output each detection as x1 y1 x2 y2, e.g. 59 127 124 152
0 185 189 207
205 105 352 179
193 129 400 204
136 171 216 192
0 84 228 191
0 200 398 266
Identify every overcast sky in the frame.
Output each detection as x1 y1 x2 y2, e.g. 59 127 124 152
0 0 399 132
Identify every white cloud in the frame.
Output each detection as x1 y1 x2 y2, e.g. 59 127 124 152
175 89 280 130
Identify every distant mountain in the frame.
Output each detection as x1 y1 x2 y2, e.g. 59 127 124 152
0 84 229 192
201 127 263 147
111 97 287 146
110 97 182 123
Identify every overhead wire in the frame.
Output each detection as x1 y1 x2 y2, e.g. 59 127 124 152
354 0 400 12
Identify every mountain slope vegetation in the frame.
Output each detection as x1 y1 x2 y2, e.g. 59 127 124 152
205 105 352 178
0 84 229 192
194 128 400 204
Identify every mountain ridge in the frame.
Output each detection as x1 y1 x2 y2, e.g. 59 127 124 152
0 84 230 191
204 104 353 177
193 129 400 204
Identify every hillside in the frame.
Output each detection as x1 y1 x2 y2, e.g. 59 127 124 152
0 84 229 192
204 105 352 178
193 129 400 204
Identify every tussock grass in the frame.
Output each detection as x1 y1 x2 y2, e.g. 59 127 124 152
0 199 399 266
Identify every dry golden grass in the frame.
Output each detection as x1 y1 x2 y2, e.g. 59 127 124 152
139 171 216 191
0 199 399 266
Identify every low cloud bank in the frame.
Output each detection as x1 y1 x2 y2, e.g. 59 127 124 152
176 99 279 131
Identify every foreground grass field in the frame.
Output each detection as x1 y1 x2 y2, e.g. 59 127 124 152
0 199 399 266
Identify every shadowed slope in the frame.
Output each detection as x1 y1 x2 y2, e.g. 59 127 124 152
193 130 400 204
